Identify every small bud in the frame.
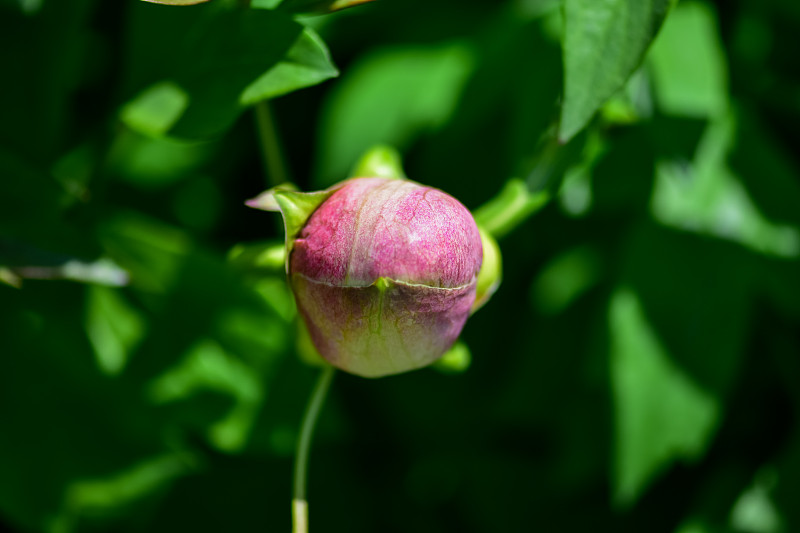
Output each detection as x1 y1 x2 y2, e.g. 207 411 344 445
249 174 497 377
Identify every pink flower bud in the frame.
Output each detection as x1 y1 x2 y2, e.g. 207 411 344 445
249 177 484 378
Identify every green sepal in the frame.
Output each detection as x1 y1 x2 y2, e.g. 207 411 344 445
273 189 334 242
272 189 336 273
472 226 502 314
432 341 471 374
246 184 338 273
349 145 407 180
245 183 299 212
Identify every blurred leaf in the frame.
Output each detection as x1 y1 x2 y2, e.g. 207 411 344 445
651 112 800 259
120 82 190 137
227 241 286 275
729 468 784 533
412 15 562 207
61 452 195 523
647 1 728 118
240 28 338 104
86 286 146 376
148 339 264 452
560 0 675 141
0 268 21 288
316 43 475 184
610 287 719 505
107 129 217 189
516 0 562 19
599 67 654 125
611 221 764 504
0 283 169 532
531 244 601 315
623 222 754 401
99 212 190 293
122 6 334 139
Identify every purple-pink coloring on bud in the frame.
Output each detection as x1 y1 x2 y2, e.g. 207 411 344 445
255 177 483 378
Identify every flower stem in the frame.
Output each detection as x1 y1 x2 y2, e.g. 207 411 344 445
255 100 291 187
292 365 336 533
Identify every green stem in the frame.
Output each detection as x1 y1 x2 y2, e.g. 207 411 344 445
292 365 336 533
255 100 290 187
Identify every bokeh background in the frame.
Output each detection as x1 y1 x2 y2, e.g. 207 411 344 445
1 0 799 532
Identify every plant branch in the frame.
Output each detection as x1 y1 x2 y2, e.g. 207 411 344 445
255 100 291 187
292 364 336 533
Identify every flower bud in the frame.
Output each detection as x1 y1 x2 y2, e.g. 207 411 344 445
248 176 487 378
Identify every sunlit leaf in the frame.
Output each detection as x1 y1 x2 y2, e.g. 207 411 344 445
531 245 601 315
647 1 728 118
122 7 334 139
240 28 338 104
316 44 475 184
62 453 195 517
651 111 800 259
120 82 190 138
85 286 146 376
148 339 263 452
609 288 719 505
729 468 784 533
559 0 676 141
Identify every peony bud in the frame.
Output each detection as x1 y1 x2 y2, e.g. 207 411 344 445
248 175 489 378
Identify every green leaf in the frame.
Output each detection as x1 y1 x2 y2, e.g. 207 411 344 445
559 0 676 141
120 82 190 137
531 245 601 315
240 28 338 104
651 111 800 259
85 286 146 376
609 287 719 506
316 43 475 185
147 339 264 452
122 7 335 140
647 1 728 118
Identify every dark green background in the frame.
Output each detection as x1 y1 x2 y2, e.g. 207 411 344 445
1 0 799 532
